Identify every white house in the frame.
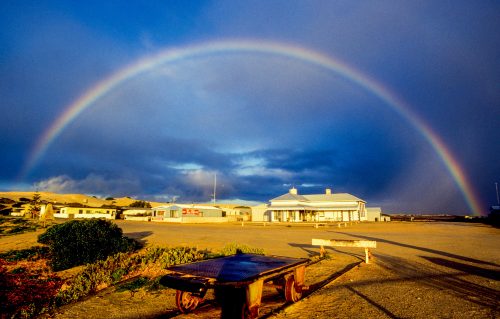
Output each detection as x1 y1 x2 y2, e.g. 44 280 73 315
267 187 366 222
54 206 116 220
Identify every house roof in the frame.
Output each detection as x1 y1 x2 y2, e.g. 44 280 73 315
303 193 364 202
271 192 364 203
270 193 309 202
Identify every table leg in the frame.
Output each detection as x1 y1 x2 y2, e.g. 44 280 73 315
245 280 263 318
216 286 247 319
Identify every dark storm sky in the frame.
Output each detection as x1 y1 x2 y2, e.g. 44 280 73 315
0 1 498 214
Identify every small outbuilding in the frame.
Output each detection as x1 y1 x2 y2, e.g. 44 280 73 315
366 207 382 221
151 204 225 223
366 207 390 221
250 204 270 222
122 208 152 221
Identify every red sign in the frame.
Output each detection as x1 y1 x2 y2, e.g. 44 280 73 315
182 208 200 216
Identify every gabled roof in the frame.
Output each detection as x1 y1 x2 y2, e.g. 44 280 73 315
303 193 364 202
270 193 308 202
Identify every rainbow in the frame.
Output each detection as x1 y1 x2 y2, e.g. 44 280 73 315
19 39 483 215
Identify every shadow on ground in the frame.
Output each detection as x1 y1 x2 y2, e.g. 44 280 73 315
288 242 365 263
124 231 153 246
333 231 499 267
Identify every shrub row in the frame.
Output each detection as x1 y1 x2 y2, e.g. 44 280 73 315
55 246 207 306
55 243 264 310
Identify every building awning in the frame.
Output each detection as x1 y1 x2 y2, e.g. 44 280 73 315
269 206 307 211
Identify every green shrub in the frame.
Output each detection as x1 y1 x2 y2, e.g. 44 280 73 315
0 246 49 262
116 277 148 293
37 219 138 271
0 217 40 235
129 200 151 208
216 243 265 257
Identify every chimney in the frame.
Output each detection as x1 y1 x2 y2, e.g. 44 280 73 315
289 187 298 195
325 188 332 195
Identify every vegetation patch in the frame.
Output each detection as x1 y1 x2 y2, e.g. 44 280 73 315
0 246 49 262
38 219 139 271
129 200 151 208
0 253 62 318
2 219 265 319
212 242 265 257
0 216 41 235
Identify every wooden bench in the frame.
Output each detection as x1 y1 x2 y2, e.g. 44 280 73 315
312 239 377 264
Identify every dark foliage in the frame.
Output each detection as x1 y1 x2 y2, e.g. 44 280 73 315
0 246 49 262
0 259 63 318
0 197 16 204
37 219 138 271
129 200 151 208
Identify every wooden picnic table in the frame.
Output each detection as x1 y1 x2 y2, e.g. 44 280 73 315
160 253 311 318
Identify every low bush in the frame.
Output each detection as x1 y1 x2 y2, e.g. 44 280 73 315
55 246 207 305
0 259 63 318
0 217 40 235
0 246 49 262
214 243 265 257
38 219 138 271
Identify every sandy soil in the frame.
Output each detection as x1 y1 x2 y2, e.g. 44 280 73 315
1 221 499 318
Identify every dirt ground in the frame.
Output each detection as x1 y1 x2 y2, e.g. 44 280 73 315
1 221 499 318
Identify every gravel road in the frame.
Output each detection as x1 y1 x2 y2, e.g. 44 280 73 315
3 221 498 318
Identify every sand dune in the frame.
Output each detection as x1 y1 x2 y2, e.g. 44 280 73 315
0 191 166 208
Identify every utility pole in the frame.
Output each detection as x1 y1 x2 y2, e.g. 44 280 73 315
212 173 217 203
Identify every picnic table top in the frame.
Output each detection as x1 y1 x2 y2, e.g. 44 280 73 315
167 253 307 283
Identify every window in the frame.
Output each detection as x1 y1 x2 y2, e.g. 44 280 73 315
78 209 83 214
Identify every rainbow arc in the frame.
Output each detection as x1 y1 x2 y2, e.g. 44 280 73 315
19 40 483 215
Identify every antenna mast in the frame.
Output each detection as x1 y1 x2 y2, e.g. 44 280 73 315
213 173 217 203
